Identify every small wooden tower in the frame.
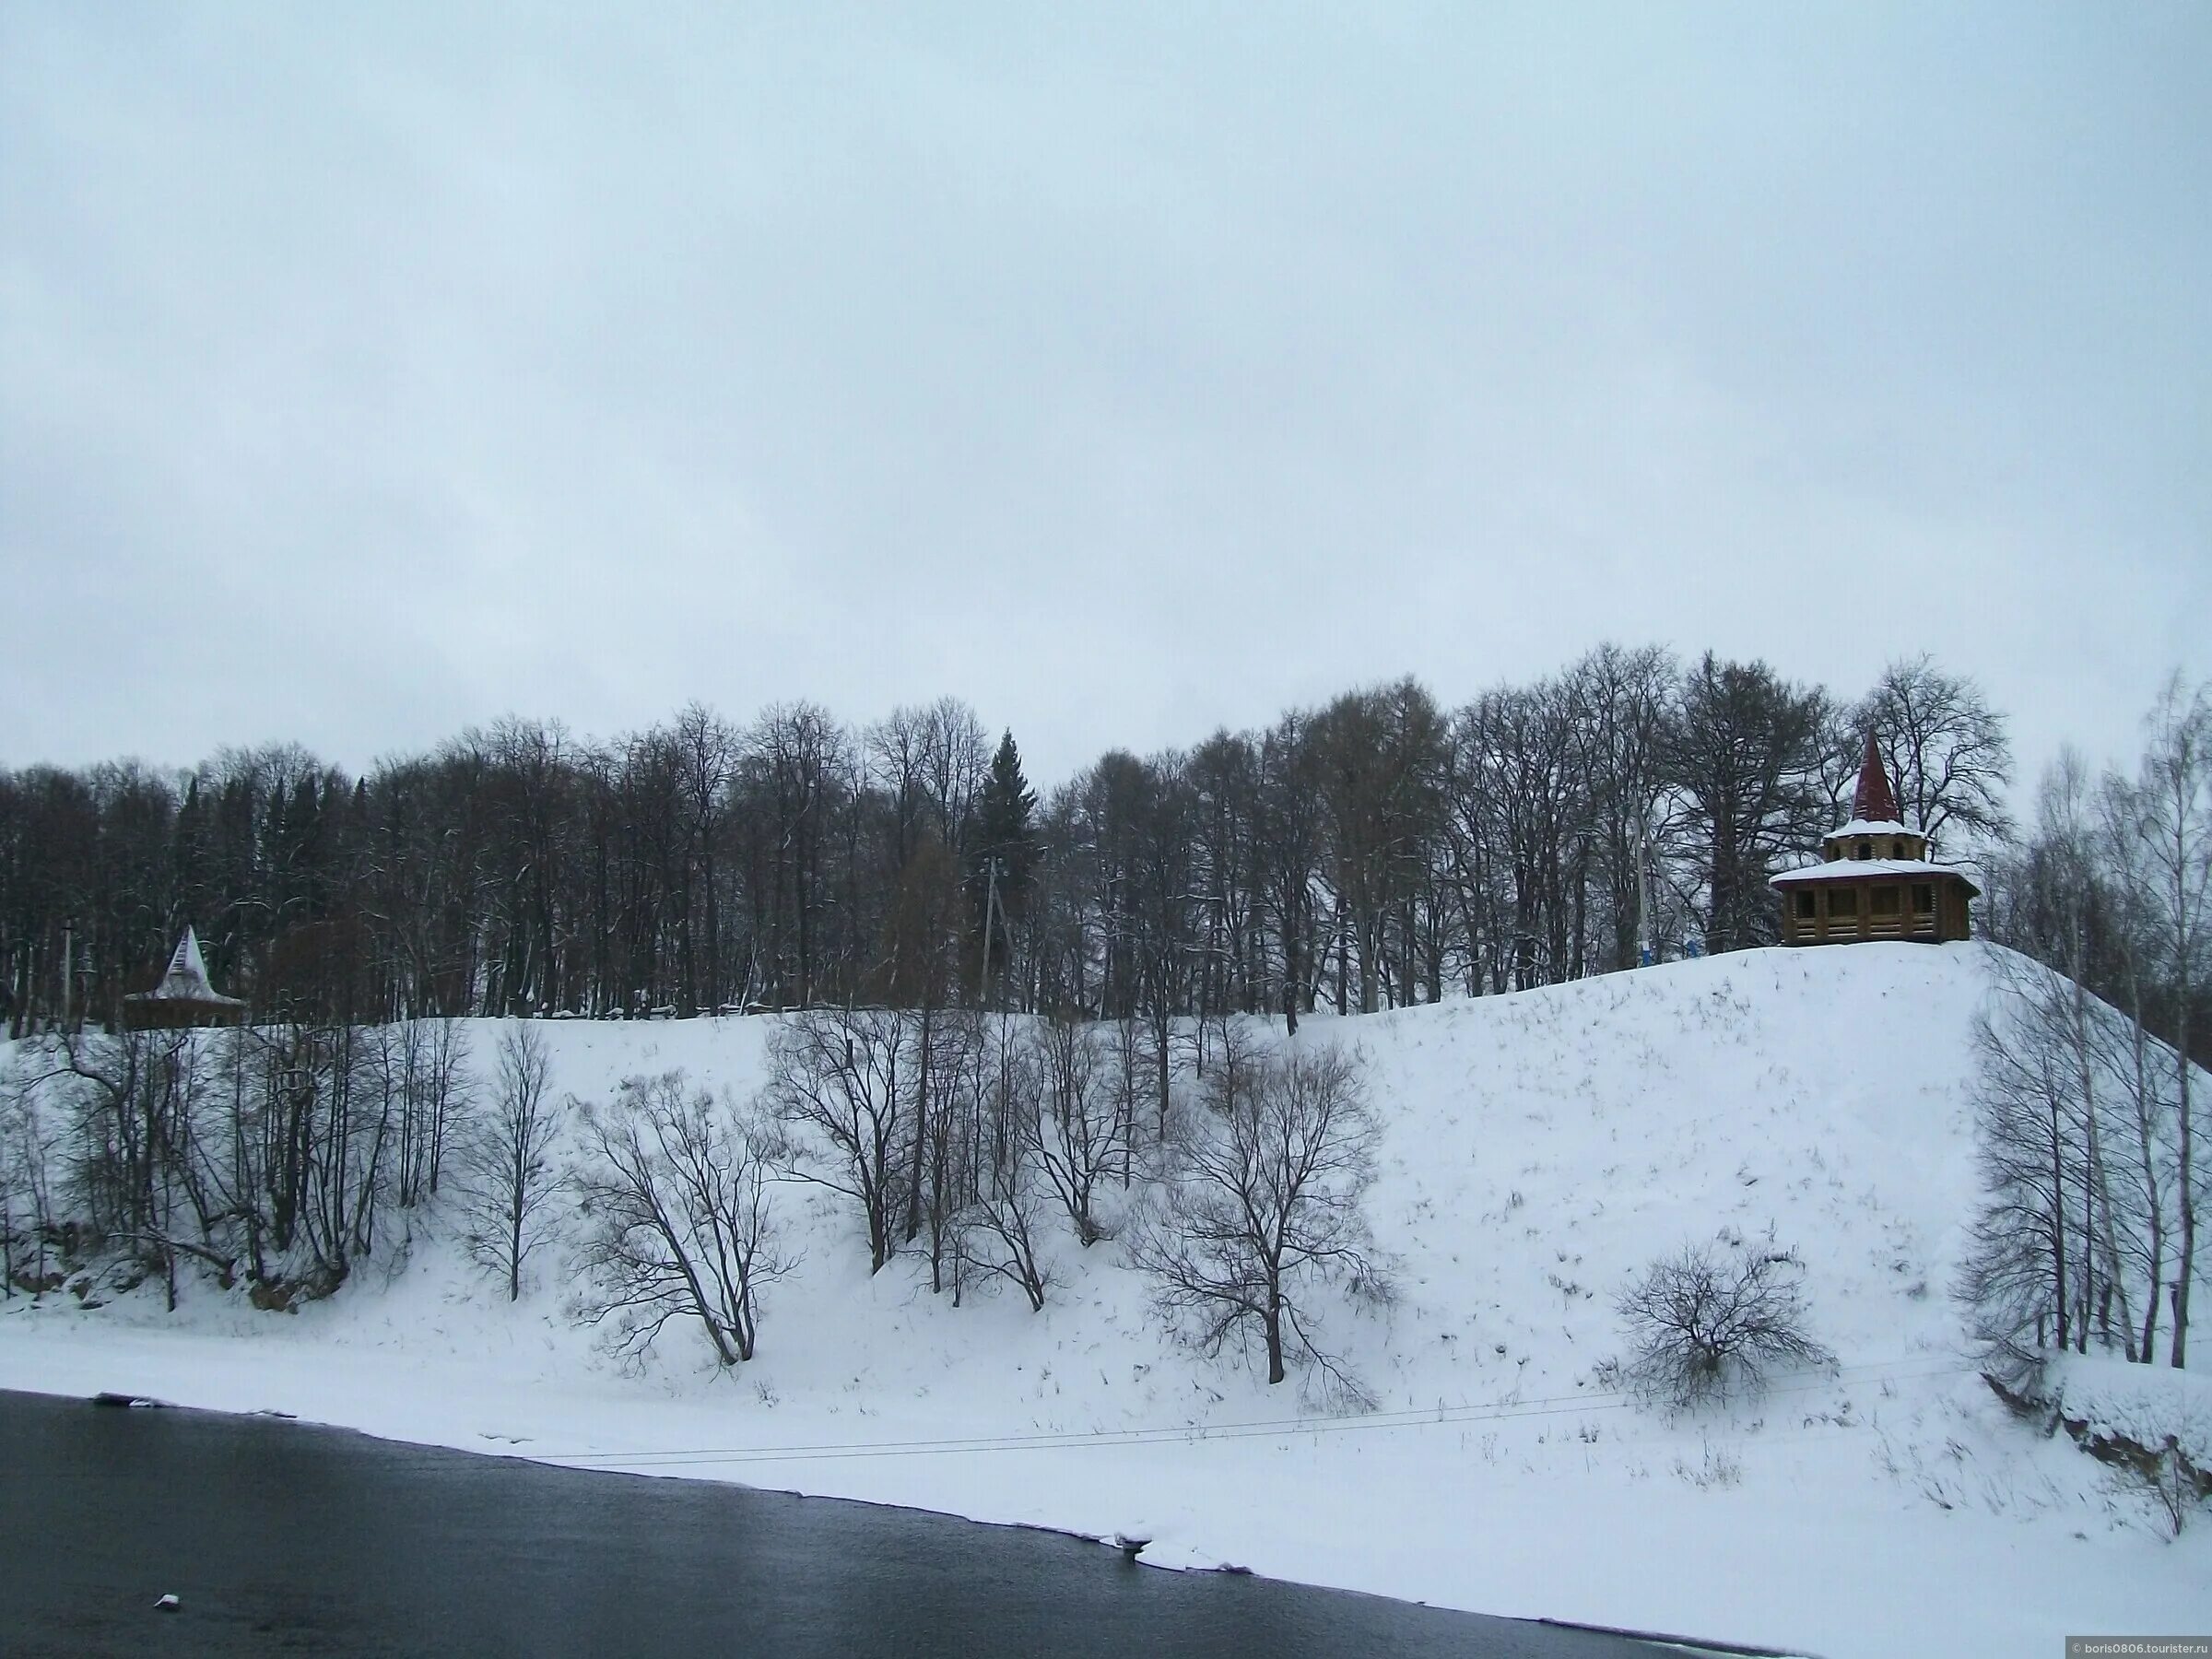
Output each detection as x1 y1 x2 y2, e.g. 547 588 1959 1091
1771 735 1978 947
120 926 246 1030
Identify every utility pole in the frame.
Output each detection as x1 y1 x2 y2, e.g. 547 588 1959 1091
60 915 74 1033
1636 824 1655 969
977 856 1001 1007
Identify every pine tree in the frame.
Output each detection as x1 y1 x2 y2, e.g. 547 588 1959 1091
971 730 1039 994
974 732 1039 896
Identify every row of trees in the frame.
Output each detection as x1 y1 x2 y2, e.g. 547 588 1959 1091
0 1016 477 1309
1 1000 1385 1398
1964 677 2210 1374
0 649 2016 1041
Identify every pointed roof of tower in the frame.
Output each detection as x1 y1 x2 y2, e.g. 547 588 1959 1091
1851 732 1900 825
133 925 242 1006
168 926 209 985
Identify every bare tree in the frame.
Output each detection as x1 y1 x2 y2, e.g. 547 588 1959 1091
866 703 934 875
1105 1015 1148 1187
955 1159 1053 1312
1959 981 2092 1373
1256 710 1328 1032
2089 771 2174 1364
763 1004 912 1272
1852 654 2015 854
571 1071 793 1366
1969 741 2206 1374
1311 683 1449 1012
1025 1015 1121 1245
0 1059 63 1296
953 1038 1053 1312
1122 752 1199 1121
1127 1042 1387 1400
271 1021 390 1294
740 702 852 1009
463 1024 560 1302
671 702 739 1014
383 1018 472 1208
915 1006 986 1292
1665 653 1830 954
1454 680 1585 991
877 835 967 1258
1186 731 1265 1022
2121 677 2210 1365
1617 1241 1833 1406
1564 642 1677 973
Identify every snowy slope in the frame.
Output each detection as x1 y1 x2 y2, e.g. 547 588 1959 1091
4 942 2206 1657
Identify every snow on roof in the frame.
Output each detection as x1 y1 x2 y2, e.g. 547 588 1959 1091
1827 818 1919 840
126 925 244 1006
1771 857 1979 893
168 927 209 983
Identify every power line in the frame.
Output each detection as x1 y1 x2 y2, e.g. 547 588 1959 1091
509 1357 1974 1475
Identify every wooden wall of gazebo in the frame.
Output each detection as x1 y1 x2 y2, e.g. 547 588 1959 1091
1777 873 1972 947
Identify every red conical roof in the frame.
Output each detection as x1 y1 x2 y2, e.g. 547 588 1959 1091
1852 733 1900 824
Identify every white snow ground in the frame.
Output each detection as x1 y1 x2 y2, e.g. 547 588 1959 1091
2043 1351 2212 1473
4 942 2207 1657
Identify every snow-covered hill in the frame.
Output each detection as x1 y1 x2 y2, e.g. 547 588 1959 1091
5 943 2206 1656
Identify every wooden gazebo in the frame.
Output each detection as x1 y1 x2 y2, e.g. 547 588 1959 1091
1771 735 1978 947
120 927 246 1030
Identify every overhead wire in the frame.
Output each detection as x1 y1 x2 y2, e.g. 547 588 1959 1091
504 1354 1977 1474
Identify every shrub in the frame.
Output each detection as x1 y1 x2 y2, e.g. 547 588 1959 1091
1618 1241 1833 1407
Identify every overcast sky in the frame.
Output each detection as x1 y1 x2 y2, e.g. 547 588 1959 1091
3 5 2206 799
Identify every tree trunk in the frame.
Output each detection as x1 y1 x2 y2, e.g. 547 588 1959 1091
1265 1287 1286 1385
904 1006 933 1244
2172 847 2194 1367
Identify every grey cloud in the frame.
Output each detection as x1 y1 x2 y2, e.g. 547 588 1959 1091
2 3 2205 790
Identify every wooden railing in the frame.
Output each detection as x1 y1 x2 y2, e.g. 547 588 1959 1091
1790 910 1940 944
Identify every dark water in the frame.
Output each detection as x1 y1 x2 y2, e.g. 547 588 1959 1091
0 1390 1708 1658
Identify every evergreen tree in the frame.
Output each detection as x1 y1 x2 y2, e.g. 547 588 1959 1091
973 732 1038 898
971 730 1039 993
